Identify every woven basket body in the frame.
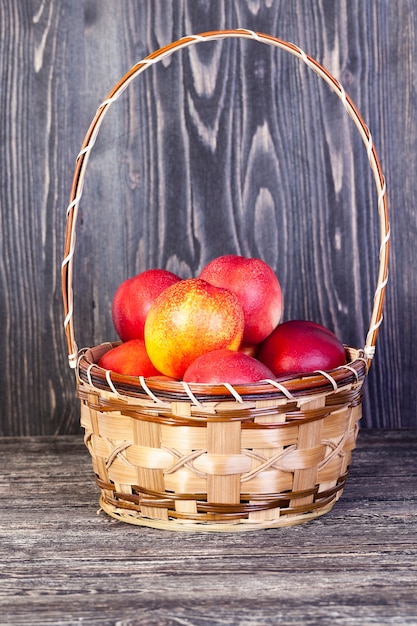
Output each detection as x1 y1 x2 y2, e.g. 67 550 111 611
62 30 389 532
78 344 366 531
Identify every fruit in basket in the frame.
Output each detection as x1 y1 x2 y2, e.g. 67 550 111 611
183 348 275 384
97 339 162 377
258 319 347 376
199 255 283 345
112 269 181 342
144 278 245 379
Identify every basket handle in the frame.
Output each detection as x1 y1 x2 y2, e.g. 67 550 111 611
62 29 389 371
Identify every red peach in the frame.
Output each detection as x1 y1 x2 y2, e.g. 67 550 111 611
183 349 275 384
199 255 283 345
258 320 347 376
97 339 162 377
144 278 244 379
112 269 181 341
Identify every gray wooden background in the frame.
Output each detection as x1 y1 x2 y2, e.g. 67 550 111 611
0 0 415 436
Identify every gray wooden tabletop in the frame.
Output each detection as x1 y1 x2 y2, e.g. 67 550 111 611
1 429 416 626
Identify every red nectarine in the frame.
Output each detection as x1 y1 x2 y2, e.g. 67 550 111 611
112 269 181 341
199 255 283 345
97 339 162 377
258 320 347 376
183 349 275 384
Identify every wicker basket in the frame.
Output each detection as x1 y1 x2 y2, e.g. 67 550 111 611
62 30 389 532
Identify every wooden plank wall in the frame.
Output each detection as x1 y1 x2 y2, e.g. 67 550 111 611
0 0 415 435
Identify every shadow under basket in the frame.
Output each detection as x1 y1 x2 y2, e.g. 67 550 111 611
77 344 367 532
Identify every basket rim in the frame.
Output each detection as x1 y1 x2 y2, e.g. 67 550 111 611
62 28 389 374
77 342 366 407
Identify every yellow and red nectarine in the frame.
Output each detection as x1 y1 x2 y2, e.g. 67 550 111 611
144 278 244 379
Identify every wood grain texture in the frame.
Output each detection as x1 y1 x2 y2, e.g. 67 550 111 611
0 430 416 625
0 0 415 434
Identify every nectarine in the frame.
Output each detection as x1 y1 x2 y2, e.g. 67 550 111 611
97 339 162 377
183 349 275 384
112 269 181 341
258 320 347 376
199 255 283 345
144 278 244 379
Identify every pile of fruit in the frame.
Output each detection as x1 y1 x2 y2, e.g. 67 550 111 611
98 255 347 384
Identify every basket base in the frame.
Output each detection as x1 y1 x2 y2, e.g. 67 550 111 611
98 494 338 533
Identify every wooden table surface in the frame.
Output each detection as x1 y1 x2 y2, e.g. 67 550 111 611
1 429 416 626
